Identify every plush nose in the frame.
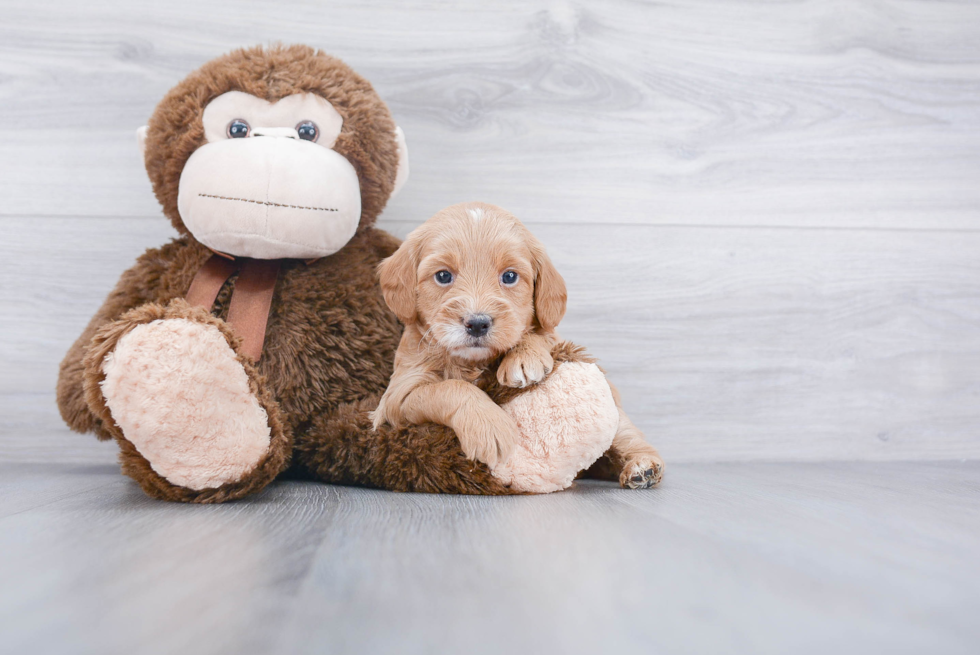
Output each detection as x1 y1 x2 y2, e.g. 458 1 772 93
251 126 299 139
464 314 492 337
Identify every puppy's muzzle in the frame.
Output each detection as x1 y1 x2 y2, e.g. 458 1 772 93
463 314 492 338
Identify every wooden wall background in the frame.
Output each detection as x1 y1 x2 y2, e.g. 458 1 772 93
2 0 978 463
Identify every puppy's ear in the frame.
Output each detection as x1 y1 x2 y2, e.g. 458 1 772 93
378 237 419 325
529 235 567 331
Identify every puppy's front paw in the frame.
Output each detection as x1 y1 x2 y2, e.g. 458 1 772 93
497 346 554 388
454 404 518 468
620 453 664 489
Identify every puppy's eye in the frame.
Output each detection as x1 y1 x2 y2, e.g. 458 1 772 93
296 121 319 141
434 270 454 286
500 270 519 286
227 119 250 138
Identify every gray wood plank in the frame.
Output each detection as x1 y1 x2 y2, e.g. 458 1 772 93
0 394 119 466
0 462 117 519
3 217 978 462
0 465 342 655
1 0 978 228
1 462 977 655
280 463 980 655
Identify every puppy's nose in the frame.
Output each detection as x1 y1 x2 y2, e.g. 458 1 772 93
464 314 492 337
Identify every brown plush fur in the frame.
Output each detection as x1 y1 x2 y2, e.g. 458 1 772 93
55 45 653 501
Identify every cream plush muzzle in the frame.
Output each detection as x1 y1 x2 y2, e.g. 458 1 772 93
177 135 362 260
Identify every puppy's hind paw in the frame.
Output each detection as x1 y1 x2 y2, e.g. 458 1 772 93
620 456 664 489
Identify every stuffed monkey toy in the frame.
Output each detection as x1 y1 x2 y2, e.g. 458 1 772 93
56 45 654 503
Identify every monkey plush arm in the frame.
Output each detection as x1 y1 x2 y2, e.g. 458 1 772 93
292 398 519 495
56 239 196 439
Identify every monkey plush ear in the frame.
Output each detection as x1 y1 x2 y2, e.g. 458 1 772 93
529 235 567 332
137 126 149 157
391 126 409 198
378 236 418 324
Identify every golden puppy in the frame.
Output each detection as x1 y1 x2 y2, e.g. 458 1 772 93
372 202 663 488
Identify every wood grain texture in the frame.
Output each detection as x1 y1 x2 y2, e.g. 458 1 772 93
2 0 980 462
1 462 978 655
3 217 978 462
0 0 978 228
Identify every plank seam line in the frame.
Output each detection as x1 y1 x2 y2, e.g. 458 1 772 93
3 215 980 235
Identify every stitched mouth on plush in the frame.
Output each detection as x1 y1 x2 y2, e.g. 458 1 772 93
177 136 362 260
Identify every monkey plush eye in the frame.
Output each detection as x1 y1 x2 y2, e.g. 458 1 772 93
296 121 319 141
500 270 519 286
227 119 250 138
434 270 454 286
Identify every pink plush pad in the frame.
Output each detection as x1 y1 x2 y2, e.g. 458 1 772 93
100 318 272 490
493 362 619 493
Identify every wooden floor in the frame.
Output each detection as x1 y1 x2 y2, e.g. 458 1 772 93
1 457 977 655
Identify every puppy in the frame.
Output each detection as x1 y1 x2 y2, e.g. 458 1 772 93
372 202 663 489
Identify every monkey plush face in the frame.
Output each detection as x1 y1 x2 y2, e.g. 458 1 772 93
139 45 408 260
177 90 362 259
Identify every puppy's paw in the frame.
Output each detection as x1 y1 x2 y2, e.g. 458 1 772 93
620 453 665 489
454 404 518 468
497 345 554 388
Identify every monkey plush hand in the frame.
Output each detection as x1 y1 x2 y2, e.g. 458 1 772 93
56 45 527 503
481 344 621 493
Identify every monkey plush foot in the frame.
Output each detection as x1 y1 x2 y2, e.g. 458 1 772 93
103 319 271 488
84 300 290 503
